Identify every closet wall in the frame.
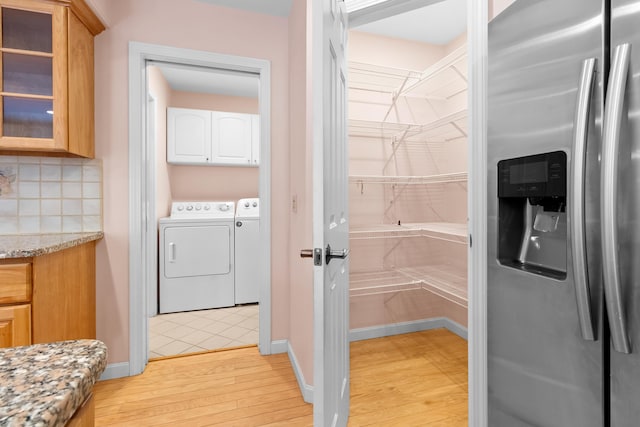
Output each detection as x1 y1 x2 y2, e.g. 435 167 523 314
348 31 468 331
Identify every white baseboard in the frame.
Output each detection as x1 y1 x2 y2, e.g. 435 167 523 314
443 318 467 340
287 341 314 403
271 339 288 354
349 317 468 342
99 362 130 381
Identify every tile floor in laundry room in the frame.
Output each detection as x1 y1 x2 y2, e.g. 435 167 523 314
148 304 259 358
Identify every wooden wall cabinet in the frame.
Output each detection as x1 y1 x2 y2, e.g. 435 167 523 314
167 107 260 166
0 0 104 158
0 241 96 349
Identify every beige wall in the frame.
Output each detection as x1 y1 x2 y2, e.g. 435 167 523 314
90 0 291 364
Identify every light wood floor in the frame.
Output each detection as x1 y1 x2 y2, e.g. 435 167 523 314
94 328 467 426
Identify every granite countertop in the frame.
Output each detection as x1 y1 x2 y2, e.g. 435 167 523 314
0 340 107 427
0 232 104 259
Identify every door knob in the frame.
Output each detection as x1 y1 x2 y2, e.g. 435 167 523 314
325 244 349 264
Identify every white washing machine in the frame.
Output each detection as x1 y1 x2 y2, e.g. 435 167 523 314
234 198 260 304
159 201 235 313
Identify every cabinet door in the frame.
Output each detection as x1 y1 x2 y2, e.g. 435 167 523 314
211 111 253 166
0 304 31 348
0 2 62 147
167 107 212 164
0 1 102 158
251 114 260 166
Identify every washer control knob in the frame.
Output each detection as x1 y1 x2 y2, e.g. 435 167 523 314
244 202 250 208
203 204 211 210
176 205 184 211
186 205 193 211
195 203 202 211
219 204 229 211
252 201 258 207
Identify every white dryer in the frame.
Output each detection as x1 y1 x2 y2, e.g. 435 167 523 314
159 201 235 313
234 198 260 304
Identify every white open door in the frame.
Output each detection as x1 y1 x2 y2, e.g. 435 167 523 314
311 0 350 426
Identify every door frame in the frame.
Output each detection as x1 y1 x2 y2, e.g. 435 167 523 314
128 41 272 375
467 0 488 425
346 1 488 425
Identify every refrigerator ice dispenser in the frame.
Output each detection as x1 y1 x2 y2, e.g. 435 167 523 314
497 151 567 279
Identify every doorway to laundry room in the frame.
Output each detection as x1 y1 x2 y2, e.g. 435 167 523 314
146 61 264 359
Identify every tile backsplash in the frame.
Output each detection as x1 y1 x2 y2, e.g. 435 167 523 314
0 155 102 235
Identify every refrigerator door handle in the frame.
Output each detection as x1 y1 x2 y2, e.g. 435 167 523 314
602 43 631 354
571 57 597 341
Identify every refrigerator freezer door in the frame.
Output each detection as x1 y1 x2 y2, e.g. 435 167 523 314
610 0 640 424
487 0 604 425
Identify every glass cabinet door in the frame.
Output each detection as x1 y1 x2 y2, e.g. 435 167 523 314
1 6 54 139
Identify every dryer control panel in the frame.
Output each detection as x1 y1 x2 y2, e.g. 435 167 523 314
170 201 235 219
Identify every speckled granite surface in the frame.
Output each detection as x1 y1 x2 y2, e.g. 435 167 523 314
0 232 103 259
0 340 107 427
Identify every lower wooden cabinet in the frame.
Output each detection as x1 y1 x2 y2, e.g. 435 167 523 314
0 304 31 348
0 241 96 348
66 394 94 427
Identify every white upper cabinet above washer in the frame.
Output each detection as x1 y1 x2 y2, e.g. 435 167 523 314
167 108 212 165
211 111 253 165
167 107 259 166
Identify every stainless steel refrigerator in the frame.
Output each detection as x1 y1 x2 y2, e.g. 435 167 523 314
488 0 640 425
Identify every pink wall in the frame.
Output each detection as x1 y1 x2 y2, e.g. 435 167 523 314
171 91 258 114
164 91 259 216
90 0 291 364
287 0 314 386
348 31 446 71
147 66 172 225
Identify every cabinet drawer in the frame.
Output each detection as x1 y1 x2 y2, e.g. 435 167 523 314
0 263 32 304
